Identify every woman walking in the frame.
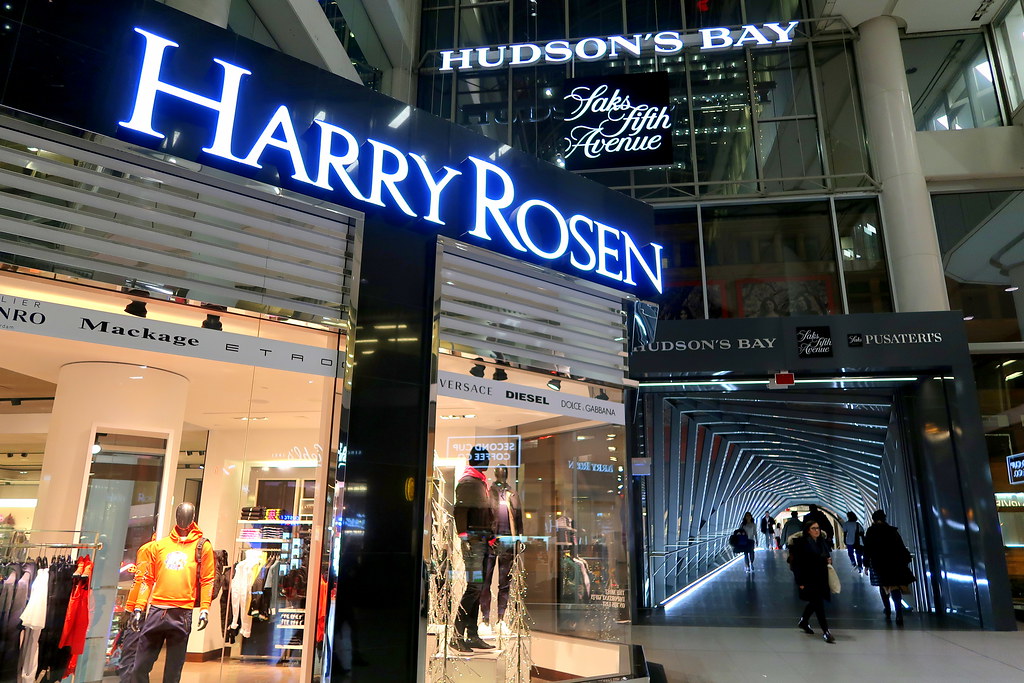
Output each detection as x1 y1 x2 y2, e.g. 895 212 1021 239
740 512 758 573
863 509 915 626
790 519 836 644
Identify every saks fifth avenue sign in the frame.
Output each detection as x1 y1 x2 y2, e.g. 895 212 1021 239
439 22 800 71
563 73 673 171
118 28 664 294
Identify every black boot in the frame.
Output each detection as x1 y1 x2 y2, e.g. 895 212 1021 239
822 631 836 644
797 619 814 634
449 637 472 653
464 635 495 650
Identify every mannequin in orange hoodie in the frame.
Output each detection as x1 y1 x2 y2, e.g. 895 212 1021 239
130 503 215 683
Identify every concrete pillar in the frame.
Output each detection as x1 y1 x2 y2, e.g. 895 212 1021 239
855 16 950 312
165 0 231 28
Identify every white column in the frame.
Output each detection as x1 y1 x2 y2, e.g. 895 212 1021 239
855 16 950 312
35 362 189 536
165 0 231 28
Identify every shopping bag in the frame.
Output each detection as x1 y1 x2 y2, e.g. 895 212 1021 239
827 565 842 594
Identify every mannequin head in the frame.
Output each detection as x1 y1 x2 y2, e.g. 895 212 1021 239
175 502 196 530
493 466 509 486
469 445 490 471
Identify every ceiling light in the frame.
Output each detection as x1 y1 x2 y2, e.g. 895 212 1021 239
124 300 148 317
10 399 21 406
20 453 26 458
963 315 974 321
470 363 486 378
1006 286 1019 292
493 368 508 381
547 379 561 391
201 314 223 331
91 444 102 454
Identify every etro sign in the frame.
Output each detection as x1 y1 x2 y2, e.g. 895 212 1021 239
439 22 800 71
117 28 664 294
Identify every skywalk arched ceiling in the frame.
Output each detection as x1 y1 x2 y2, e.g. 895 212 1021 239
662 388 896 522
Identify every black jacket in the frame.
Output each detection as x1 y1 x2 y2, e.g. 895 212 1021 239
803 509 835 547
863 522 914 586
454 470 494 536
790 533 831 602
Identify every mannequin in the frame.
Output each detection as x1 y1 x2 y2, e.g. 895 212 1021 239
480 466 523 629
130 503 215 683
451 446 495 652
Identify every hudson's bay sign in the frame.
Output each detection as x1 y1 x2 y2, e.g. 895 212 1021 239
438 22 801 71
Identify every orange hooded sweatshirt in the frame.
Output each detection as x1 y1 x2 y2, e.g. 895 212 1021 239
137 522 215 611
124 536 156 612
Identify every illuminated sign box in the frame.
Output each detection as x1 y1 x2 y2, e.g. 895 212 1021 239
562 72 674 172
446 435 522 469
1008 452 1024 485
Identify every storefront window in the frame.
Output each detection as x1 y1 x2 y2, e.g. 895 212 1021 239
835 198 893 313
651 208 707 319
460 1 512 48
690 51 757 195
994 0 1024 114
813 43 872 188
457 71 511 142
703 201 841 317
972 353 1024 615
425 354 631 680
933 190 1022 343
902 32 1002 132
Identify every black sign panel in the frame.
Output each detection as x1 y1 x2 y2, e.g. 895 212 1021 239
796 326 833 358
630 312 969 377
562 72 674 171
1009 453 1024 486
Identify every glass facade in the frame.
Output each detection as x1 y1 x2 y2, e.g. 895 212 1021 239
994 0 1024 115
418 1 873 199
901 32 1002 132
651 198 892 320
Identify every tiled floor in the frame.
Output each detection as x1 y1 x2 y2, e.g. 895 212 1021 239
631 548 1024 682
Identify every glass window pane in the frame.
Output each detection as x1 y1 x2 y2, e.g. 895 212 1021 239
685 0 741 30
744 0 807 24
702 201 841 317
834 198 892 313
651 208 707 319
902 33 1001 131
422 8 456 52
512 0 566 42
456 71 509 143
511 64 566 162
753 48 815 118
994 1 1024 112
690 52 756 195
460 3 511 48
933 191 1022 343
568 0 623 38
813 43 871 188
626 0 682 33
418 71 454 120
759 119 824 192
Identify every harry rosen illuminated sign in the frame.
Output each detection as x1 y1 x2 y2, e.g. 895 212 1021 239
118 29 664 294
438 22 800 71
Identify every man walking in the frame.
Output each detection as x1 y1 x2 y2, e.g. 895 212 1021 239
760 512 776 550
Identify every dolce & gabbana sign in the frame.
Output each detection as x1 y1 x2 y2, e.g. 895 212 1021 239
562 73 674 171
438 22 801 71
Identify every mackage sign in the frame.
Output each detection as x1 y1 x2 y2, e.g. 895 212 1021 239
118 29 664 294
438 22 800 71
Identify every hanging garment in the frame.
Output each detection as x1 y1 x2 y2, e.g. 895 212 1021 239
58 555 94 676
18 567 49 683
37 558 75 683
228 551 263 639
2 563 33 681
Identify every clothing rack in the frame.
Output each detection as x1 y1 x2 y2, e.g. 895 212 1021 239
0 529 103 561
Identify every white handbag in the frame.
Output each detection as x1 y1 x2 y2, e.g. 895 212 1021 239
827 565 842 594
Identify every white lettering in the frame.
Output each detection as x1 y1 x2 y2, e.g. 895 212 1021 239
311 119 370 202
365 138 417 217
512 199 569 260
119 28 250 163
440 48 473 71
608 34 643 58
576 37 608 61
700 27 734 50
408 154 461 225
239 105 314 183
653 31 683 54
569 215 598 271
510 43 542 66
544 41 573 64
596 222 623 281
622 232 663 293
477 46 506 68
466 157 527 252
734 25 771 47
764 21 800 43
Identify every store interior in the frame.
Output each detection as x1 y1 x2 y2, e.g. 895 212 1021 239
0 269 344 682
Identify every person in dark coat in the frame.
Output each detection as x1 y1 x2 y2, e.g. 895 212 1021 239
790 519 836 644
862 509 915 626
452 446 496 651
802 504 835 550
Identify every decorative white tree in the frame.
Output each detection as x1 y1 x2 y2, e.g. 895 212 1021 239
426 470 467 683
497 541 532 683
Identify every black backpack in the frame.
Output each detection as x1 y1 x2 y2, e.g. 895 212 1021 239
194 538 227 606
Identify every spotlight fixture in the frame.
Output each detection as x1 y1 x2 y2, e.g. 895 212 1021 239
470 362 486 378
595 389 609 400
5 453 11 458
124 300 148 317
493 368 508 381
201 314 223 331
10 399 21 406
546 378 561 391
20 453 26 458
